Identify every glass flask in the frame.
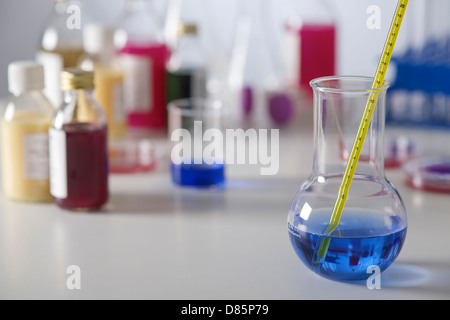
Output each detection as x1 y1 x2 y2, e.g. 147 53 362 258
115 0 171 130
36 0 84 108
1 61 54 202
230 0 293 127
49 69 109 211
287 76 407 281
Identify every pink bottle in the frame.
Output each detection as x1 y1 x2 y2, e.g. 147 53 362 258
283 0 337 95
116 0 170 130
298 24 336 91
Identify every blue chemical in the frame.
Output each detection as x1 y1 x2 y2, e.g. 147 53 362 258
288 211 407 281
171 162 225 188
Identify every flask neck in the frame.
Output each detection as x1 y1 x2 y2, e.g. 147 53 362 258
311 77 388 179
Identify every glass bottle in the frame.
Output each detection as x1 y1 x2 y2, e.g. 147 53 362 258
287 76 407 281
36 0 84 108
166 22 207 104
282 0 337 96
79 23 126 139
49 69 109 210
1 61 54 202
116 0 171 130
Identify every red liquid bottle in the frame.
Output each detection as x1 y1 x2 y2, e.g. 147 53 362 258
116 0 170 130
49 69 109 210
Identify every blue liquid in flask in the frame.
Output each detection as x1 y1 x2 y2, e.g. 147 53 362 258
288 211 407 281
171 162 225 188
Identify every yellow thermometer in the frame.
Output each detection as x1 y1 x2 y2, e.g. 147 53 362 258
316 0 409 261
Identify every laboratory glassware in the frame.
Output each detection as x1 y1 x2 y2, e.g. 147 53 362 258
166 22 207 104
282 0 336 95
383 135 418 169
168 98 227 188
116 0 171 130
49 69 109 210
231 0 288 127
287 76 407 281
36 0 84 108
79 23 126 140
1 61 53 202
404 156 450 193
387 0 450 129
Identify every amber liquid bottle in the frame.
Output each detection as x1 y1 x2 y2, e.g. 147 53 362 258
79 23 125 140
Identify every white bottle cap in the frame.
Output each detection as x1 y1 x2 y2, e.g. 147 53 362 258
83 23 115 54
8 61 45 94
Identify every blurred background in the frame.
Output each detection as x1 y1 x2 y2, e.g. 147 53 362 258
0 0 410 99
0 0 449 185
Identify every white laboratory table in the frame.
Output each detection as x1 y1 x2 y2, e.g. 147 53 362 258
0 111 449 300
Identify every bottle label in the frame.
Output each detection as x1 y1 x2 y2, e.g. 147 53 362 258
192 69 207 99
23 133 50 180
113 83 125 122
283 24 301 86
49 128 67 199
121 54 152 112
36 51 64 108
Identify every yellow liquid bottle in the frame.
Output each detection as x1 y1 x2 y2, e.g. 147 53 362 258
1 62 54 202
79 24 126 140
93 65 126 139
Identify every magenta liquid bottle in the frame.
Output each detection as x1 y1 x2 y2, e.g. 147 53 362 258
298 24 336 91
49 69 109 211
283 0 337 94
116 0 170 130
120 43 170 129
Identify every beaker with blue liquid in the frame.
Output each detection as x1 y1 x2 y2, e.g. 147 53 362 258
287 76 407 281
168 98 227 188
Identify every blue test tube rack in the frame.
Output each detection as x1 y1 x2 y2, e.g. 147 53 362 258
387 40 450 129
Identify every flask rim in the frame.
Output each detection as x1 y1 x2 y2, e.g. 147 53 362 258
310 76 390 93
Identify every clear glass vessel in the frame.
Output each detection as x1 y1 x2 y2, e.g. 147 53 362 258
168 98 227 188
287 76 407 281
36 0 84 108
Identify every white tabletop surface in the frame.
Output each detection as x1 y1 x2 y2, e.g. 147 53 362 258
0 110 449 300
